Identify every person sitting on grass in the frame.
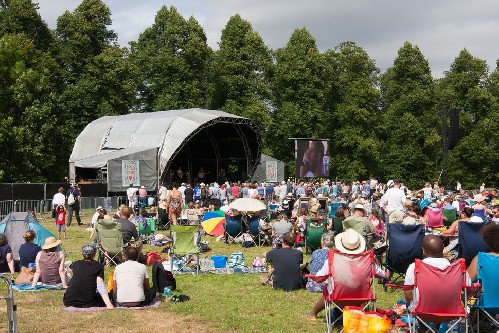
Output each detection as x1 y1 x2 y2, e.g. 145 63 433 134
264 232 304 291
112 246 158 307
31 237 68 288
0 233 15 274
63 243 114 309
18 230 41 269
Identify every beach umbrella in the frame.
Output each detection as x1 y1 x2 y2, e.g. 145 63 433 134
201 210 226 237
229 198 266 213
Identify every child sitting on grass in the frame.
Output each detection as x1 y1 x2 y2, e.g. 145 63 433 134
56 204 67 239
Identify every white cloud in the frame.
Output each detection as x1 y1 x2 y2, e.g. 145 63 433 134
35 0 499 77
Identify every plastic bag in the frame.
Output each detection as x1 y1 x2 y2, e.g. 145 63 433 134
344 306 368 333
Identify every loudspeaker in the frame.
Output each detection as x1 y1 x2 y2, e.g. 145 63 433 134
448 109 459 149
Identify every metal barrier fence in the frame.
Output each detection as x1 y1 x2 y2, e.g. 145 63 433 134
0 196 141 221
0 200 14 220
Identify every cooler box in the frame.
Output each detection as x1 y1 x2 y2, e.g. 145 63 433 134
211 255 228 268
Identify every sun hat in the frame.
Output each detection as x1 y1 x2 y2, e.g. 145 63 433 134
96 206 103 211
389 210 405 223
469 216 483 223
334 229 366 254
386 180 394 188
281 181 286 185
429 202 439 209
81 243 96 257
42 237 62 250
473 194 484 203
353 204 366 214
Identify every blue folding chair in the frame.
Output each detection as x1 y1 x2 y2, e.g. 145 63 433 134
456 222 490 267
383 223 425 284
328 203 342 218
474 252 499 332
224 214 243 244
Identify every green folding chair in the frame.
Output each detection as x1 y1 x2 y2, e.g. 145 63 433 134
170 225 200 275
442 207 457 227
305 217 327 253
96 219 125 266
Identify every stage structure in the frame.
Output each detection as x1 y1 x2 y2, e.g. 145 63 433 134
69 109 262 192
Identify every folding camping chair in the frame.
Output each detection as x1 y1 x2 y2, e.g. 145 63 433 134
246 215 266 247
137 217 155 236
426 208 444 228
305 217 327 253
473 252 499 332
404 258 469 333
456 221 490 267
169 225 200 275
224 214 243 244
381 223 425 285
442 207 457 227
328 202 342 219
96 219 125 266
321 250 377 333
0 274 18 333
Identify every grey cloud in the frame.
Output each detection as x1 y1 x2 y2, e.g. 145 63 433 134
35 0 499 77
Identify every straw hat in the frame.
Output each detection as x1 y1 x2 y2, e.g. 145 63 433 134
310 204 321 214
353 204 366 215
334 229 366 254
42 237 61 250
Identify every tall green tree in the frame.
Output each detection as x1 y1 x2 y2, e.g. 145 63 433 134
0 34 62 181
0 0 53 50
270 28 328 172
443 51 498 187
131 6 211 111
379 42 440 187
206 14 273 129
325 41 381 180
55 0 136 139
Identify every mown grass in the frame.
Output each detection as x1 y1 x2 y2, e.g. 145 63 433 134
0 210 401 333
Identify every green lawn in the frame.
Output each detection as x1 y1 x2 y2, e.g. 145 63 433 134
0 210 402 333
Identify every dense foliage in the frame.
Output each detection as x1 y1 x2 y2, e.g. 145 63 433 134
0 0 497 187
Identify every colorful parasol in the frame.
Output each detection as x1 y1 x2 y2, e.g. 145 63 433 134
201 210 226 237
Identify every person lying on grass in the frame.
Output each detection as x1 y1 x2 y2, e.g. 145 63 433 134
63 243 114 309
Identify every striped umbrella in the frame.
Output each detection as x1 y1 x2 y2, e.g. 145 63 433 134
201 210 226 237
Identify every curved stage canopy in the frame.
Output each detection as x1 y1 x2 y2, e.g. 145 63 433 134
69 109 262 191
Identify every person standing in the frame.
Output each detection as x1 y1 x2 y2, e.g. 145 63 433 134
183 183 194 205
67 183 82 226
52 187 66 222
126 184 138 209
158 183 167 201
138 186 148 209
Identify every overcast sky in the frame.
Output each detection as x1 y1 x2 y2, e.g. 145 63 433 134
35 0 499 78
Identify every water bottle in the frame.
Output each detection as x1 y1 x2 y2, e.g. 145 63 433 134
163 287 172 297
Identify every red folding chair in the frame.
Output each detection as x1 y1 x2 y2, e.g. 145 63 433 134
408 258 469 333
312 250 377 333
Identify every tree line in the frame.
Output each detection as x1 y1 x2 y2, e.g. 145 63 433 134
1 0 498 188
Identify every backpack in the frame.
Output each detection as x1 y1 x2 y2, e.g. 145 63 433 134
152 261 176 292
228 252 245 268
68 192 75 205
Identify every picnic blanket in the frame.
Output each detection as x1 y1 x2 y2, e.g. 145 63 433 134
13 283 64 292
64 296 162 312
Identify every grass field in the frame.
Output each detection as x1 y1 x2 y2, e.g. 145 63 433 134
0 210 401 333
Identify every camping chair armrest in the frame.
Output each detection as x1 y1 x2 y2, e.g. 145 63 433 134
305 274 328 283
385 283 414 291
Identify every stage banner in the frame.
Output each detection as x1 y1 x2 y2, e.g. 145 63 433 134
294 139 330 178
122 160 140 186
266 161 278 182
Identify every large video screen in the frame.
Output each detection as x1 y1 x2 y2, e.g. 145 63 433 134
294 139 329 178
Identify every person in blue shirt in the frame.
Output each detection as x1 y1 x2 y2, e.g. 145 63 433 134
19 230 42 269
